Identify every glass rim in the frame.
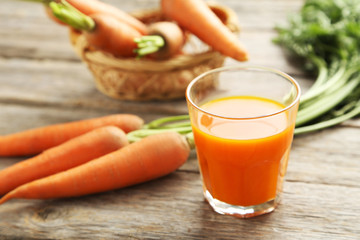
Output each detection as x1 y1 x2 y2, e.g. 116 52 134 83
185 65 301 120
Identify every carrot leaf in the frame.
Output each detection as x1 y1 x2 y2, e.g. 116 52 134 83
274 0 360 133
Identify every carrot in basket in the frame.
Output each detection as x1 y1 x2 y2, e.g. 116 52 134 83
134 21 185 60
0 132 190 204
38 0 147 34
0 126 128 195
161 0 249 61
50 1 142 57
84 13 142 57
0 114 144 157
65 0 148 34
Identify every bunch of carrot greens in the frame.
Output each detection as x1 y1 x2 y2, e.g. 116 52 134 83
273 0 360 134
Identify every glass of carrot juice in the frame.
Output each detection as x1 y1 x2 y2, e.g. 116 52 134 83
186 65 300 218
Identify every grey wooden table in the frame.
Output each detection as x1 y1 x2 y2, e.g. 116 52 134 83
0 0 359 239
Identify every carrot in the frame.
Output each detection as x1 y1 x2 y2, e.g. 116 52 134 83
161 0 249 61
0 131 190 204
50 1 142 57
84 13 141 57
35 0 147 34
134 21 185 60
0 126 128 195
64 0 148 35
0 114 144 157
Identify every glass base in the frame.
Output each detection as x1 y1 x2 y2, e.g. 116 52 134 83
204 190 280 218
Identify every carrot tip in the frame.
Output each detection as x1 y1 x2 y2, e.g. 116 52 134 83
0 194 10 205
236 52 249 62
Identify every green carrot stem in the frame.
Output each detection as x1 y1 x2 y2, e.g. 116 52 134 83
299 66 357 110
127 126 192 143
323 67 359 96
304 56 328 92
296 76 360 126
134 35 165 58
49 0 95 31
294 100 360 135
144 115 190 129
332 100 358 117
127 115 194 148
162 122 191 129
300 62 346 104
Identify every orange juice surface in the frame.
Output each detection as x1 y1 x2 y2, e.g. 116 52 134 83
192 96 294 206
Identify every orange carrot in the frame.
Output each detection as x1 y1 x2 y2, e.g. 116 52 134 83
161 0 249 61
0 126 128 195
0 114 144 157
50 1 142 57
65 0 148 35
0 132 190 204
135 21 185 60
40 0 147 34
84 13 142 57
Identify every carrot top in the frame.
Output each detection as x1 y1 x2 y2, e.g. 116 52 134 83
127 115 195 149
50 0 95 31
134 36 165 58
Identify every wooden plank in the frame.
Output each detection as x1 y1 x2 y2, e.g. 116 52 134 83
0 58 311 115
0 171 358 239
0 58 190 116
289 127 360 187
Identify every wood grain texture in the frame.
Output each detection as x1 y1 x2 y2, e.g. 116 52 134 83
0 0 359 239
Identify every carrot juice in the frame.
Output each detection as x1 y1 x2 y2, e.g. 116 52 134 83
191 96 295 207
186 65 300 217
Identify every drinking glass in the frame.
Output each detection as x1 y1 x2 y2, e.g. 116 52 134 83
186 65 300 218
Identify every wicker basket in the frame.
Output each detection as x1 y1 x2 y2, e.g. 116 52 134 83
70 3 241 101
